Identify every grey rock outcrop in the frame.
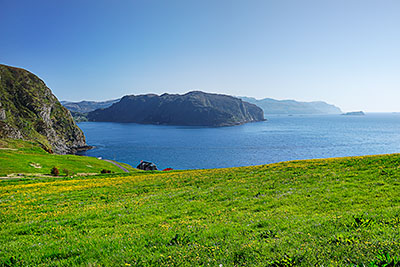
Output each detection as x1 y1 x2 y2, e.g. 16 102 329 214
0 101 6 121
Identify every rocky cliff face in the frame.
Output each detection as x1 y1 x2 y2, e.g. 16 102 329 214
0 64 87 154
88 91 265 126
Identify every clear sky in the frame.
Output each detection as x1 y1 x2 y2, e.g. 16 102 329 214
1 0 399 112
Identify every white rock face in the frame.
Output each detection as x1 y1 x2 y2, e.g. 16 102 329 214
0 101 5 121
0 109 5 121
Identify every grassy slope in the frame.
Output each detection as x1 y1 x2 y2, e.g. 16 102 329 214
0 153 400 266
0 139 137 176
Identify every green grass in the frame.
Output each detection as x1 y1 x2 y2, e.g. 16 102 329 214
0 139 137 176
1 149 400 266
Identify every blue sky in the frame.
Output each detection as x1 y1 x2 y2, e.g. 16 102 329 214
1 0 399 112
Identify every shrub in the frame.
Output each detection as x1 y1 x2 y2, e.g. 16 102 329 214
50 167 59 176
63 168 74 177
101 169 111 174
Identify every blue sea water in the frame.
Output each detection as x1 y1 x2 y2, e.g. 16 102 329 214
78 113 400 170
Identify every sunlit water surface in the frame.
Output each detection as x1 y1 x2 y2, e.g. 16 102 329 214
78 113 400 170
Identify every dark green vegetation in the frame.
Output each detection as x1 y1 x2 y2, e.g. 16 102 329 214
0 139 137 176
241 96 342 115
1 151 399 266
69 111 89 123
0 64 87 154
88 91 265 126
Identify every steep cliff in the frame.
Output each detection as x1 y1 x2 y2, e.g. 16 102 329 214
0 64 87 154
88 91 265 126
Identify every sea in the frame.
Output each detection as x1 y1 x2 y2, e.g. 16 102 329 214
77 113 400 170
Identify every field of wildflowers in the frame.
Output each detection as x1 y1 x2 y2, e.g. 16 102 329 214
1 152 400 266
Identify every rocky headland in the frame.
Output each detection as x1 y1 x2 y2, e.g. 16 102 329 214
0 64 88 154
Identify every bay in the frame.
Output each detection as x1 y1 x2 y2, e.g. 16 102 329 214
78 113 400 170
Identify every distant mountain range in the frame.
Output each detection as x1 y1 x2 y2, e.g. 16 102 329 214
61 99 120 113
240 97 342 115
62 96 342 122
87 91 265 127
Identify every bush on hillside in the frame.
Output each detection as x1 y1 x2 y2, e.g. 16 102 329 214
50 167 59 176
63 168 74 177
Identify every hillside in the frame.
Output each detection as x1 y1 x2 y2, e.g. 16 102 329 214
0 148 399 265
88 91 265 126
0 139 137 176
241 97 342 115
0 64 87 154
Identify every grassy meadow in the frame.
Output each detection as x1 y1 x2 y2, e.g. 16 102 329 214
1 145 400 266
0 139 137 176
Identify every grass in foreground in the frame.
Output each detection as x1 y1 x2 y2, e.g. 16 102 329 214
0 139 137 176
1 153 400 266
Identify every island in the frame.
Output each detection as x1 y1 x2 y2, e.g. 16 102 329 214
87 91 265 127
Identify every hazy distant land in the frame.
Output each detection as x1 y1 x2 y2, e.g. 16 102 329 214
240 96 342 115
343 111 365 116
